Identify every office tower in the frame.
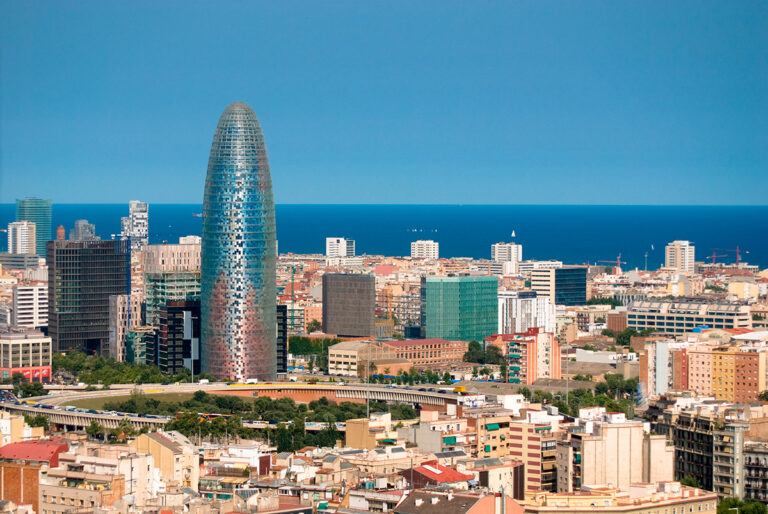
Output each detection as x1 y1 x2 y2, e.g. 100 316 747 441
491 242 523 263
12 283 48 329
69 219 98 241
498 290 556 334
157 300 200 375
47 240 129 353
410 240 439 259
120 200 149 252
665 240 695 273
143 244 201 326
7 221 36 255
322 274 375 337
421 275 498 342
108 293 144 361
56 225 65 240
326 237 355 258
201 102 277 381
277 304 287 374
15 198 51 258
628 298 750 335
531 266 587 306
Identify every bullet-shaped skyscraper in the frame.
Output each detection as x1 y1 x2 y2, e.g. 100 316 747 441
201 102 277 381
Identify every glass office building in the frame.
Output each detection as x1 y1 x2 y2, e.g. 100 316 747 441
201 102 277 381
16 197 52 258
554 267 587 306
421 275 498 342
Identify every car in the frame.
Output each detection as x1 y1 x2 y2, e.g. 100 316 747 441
161 382 170 385
418 388 427 392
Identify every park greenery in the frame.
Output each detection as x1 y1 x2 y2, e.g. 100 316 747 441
463 340 505 365
600 327 656 346
517 373 639 418
52 351 214 385
288 336 340 371
716 497 767 514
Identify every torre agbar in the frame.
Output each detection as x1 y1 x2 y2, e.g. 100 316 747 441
201 102 277 381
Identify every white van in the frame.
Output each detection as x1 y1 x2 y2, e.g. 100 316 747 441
199 379 210 385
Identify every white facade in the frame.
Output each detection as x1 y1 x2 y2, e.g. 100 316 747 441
410 240 439 259
7 221 36 255
518 260 563 275
498 290 556 334
179 235 201 245
121 200 149 252
326 237 355 257
109 294 144 361
665 240 695 273
143 244 201 272
12 283 47 328
491 242 522 263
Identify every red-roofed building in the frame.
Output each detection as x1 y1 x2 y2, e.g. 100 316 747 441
385 339 468 368
400 460 474 489
0 439 68 513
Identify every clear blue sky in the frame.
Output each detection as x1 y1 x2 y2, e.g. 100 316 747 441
1 1 766 204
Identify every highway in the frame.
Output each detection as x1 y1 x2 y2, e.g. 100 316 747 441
0 382 459 431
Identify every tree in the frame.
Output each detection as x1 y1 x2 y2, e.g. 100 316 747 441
25 414 50 431
758 390 768 402
86 420 104 439
14 381 46 398
587 297 623 308
679 476 700 488
718 498 768 514
306 319 322 333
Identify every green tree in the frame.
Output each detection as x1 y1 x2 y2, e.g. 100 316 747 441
86 420 104 439
24 414 50 431
14 381 46 398
587 297 623 308
679 476 700 488
306 319 322 333
758 390 768 402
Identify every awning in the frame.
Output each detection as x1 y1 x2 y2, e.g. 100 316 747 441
486 423 500 430
484 445 491 453
443 436 457 445
380 439 396 444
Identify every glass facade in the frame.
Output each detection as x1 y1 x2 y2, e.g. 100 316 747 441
421 276 498 342
201 102 277 381
16 197 52 258
554 267 587 306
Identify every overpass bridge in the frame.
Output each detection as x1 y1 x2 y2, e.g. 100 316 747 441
0 382 458 431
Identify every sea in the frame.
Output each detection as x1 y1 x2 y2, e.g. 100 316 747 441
1 204 766 270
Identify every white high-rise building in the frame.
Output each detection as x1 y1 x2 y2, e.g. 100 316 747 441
492 242 522 262
12 283 48 328
120 200 149 252
665 240 695 273
179 235 201 245
7 221 36 255
326 237 355 258
498 290 556 334
410 240 439 260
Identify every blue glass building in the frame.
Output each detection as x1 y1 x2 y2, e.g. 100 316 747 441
201 103 277 381
16 197 52 258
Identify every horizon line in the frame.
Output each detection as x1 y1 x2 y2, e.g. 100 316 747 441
2 202 768 207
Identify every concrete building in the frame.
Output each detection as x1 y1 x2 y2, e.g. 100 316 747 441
665 240 695 273
69 219 98 241
492 242 523 269
627 299 751 335
326 237 355 258
179 235 201 245
7 221 36 255
0 329 52 382
504 409 562 492
322 273 375 337
411 240 439 260
498 291 556 335
158 300 200 375
556 408 673 492
386 338 469 368
487 328 560 385
523 483 717 514
0 439 68 514
421 275 499 342
130 431 200 491
11 282 47 329
47 239 129 354
531 267 587 307
108 293 144 361
142 243 201 272
120 200 149 252
327 340 397 376
39 467 125 513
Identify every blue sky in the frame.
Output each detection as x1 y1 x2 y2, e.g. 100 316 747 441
1 1 766 204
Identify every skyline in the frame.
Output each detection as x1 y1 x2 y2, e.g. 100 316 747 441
2 2 767 205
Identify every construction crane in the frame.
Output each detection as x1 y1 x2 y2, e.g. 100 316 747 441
598 254 627 274
713 246 745 266
706 252 727 265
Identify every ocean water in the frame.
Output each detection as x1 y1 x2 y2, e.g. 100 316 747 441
1 204 766 270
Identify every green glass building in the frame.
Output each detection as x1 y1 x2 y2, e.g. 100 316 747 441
420 275 498 342
16 197 52 258
144 271 201 326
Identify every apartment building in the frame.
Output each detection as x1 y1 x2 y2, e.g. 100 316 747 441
411 240 439 260
7 221 36 255
498 290 556 335
665 240 695 273
487 328 560 385
108 293 143 362
326 237 355 258
327 340 398 376
0 329 52 382
627 299 751 335
11 282 47 329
